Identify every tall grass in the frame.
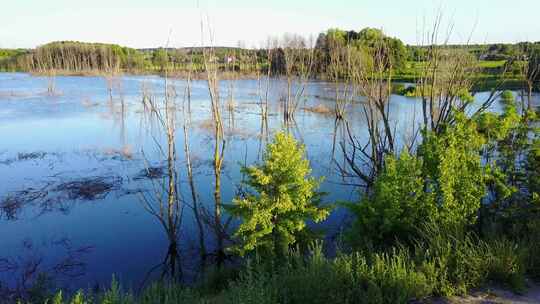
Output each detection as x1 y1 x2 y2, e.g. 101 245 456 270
414 223 529 295
18 225 538 304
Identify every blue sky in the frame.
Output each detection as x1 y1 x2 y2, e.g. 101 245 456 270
1 0 539 48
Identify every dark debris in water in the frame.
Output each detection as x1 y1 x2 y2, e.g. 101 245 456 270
53 176 123 201
0 237 93 301
0 151 49 165
0 176 123 220
134 166 165 180
0 186 50 220
17 151 47 161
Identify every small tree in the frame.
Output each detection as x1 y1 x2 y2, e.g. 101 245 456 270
230 132 330 257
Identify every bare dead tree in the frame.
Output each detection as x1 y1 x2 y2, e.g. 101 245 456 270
253 38 277 160
138 35 184 282
201 19 229 265
418 13 507 129
336 34 397 189
337 16 511 190
182 54 207 263
281 34 315 124
225 48 237 130
518 49 540 112
327 35 356 120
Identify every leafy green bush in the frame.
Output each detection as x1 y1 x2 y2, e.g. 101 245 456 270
348 113 486 250
347 151 434 250
419 113 486 228
501 90 515 104
392 83 417 96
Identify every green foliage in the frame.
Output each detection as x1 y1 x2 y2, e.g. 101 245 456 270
152 48 169 71
356 28 407 70
138 283 200 304
0 49 27 71
527 138 540 196
476 105 520 144
347 151 435 249
349 113 486 250
524 216 540 280
315 27 408 74
325 28 348 45
391 83 417 96
100 277 133 304
501 90 515 104
476 101 540 237
229 132 330 257
196 265 240 295
457 89 474 104
420 113 486 227
25 273 56 303
15 41 147 73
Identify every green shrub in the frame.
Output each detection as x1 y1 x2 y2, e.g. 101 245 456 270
501 90 515 104
392 84 417 96
419 113 486 228
348 113 486 251
362 249 435 303
347 151 435 250
222 262 278 304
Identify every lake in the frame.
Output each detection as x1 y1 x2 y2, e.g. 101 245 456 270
0 72 536 292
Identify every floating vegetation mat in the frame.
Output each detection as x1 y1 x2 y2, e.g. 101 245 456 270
0 175 123 220
134 166 165 180
0 151 49 165
53 176 123 201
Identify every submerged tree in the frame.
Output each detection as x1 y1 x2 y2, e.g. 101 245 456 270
230 132 330 258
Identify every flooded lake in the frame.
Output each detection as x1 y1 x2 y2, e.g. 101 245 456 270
0 72 534 291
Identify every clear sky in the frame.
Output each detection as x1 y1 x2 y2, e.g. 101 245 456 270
1 0 539 49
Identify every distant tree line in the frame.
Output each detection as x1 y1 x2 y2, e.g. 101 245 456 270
13 41 147 73
0 49 27 71
0 31 539 90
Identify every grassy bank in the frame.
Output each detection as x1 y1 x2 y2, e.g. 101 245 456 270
23 225 539 304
